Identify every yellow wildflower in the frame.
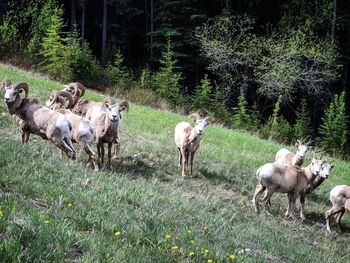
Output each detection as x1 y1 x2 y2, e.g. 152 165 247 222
190 240 195 244
171 245 179 251
67 203 73 208
0 208 3 218
204 249 209 254
203 225 208 230
208 260 213 263
165 234 171 240
228 255 236 260
114 231 121 237
189 252 195 257
187 230 192 234
44 220 50 224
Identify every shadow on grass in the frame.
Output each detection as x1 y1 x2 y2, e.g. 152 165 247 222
306 211 350 234
113 156 156 179
198 167 236 185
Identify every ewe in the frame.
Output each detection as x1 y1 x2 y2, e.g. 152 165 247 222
174 113 213 176
275 139 310 167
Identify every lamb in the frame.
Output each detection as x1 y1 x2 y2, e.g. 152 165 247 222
174 113 214 176
86 98 129 169
252 157 324 218
3 82 76 159
325 185 350 233
275 139 310 166
46 90 99 171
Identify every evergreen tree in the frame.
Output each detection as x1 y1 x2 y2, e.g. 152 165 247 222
153 38 183 106
37 11 71 81
107 48 131 89
232 92 250 129
318 92 348 156
294 98 312 140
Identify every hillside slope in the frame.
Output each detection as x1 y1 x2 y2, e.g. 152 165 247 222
0 64 349 262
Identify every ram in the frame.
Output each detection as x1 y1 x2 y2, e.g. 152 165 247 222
4 82 76 159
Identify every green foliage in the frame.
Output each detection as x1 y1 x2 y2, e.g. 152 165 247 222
68 29 104 86
107 48 132 89
318 92 349 156
265 96 293 143
192 74 229 123
153 39 184 107
0 17 18 57
139 68 153 90
293 98 312 140
232 92 250 129
36 11 71 81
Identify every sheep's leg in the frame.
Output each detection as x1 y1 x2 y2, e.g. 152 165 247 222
252 184 266 213
189 149 198 176
286 191 296 217
299 193 306 220
52 137 76 160
177 148 182 167
63 137 76 160
325 205 343 233
335 209 345 232
106 142 113 169
263 190 274 214
80 142 99 172
263 191 272 209
180 148 187 176
97 142 105 168
21 129 30 144
112 139 120 159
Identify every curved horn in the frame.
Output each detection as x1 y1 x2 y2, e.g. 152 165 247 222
103 96 116 105
57 91 74 109
118 99 129 112
47 90 59 108
13 82 29 100
69 82 86 97
190 112 202 122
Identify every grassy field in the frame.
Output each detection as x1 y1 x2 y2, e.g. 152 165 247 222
0 64 349 262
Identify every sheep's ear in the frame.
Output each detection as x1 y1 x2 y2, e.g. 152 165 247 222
204 116 214 124
295 140 301 147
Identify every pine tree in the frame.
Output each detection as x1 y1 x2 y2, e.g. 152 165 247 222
232 92 250 129
294 98 312 140
108 48 131 89
153 38 183 106
318 92 348 156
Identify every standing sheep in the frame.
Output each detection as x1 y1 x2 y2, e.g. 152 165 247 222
252 157 324 218
174 113 213 176
325 185 350 233
275 139 310 166
3 82 76 159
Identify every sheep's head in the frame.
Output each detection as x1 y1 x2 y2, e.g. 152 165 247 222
104 99 129 123
4 82 29 104
295 139 310 162
310 157 324 177
63 82 86 98
46 90 73 109
190 113 214 136
320 160 335 179
1 78 12 91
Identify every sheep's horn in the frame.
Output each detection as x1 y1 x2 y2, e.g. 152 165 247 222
13 82 29 100
47 90 59 108
103 96 116 105
71 82 86 97
329 159 336 165
118 99 129 112
57 91 74 109
204 116 214 124
190 112 202 122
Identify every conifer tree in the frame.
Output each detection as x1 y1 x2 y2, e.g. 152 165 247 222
232 91 250 129
294 98 312 140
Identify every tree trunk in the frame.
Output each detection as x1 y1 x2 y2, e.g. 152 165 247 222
150 0 154 59
101 0 108 67
71 0 76 31
81 5 85 42
331 0 337 41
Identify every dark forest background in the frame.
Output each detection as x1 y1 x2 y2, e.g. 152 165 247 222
1 0 350 157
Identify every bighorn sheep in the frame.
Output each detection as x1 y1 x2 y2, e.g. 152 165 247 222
86 98 129 169
3 82 76 159
1 78 12 91
252 157 324 218
46 90 99 171
62 82 86 108
325 185 350 233
174 113 214 176
304 160 335 194
275 139 310 166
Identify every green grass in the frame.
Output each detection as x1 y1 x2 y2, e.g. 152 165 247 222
0 64 350 262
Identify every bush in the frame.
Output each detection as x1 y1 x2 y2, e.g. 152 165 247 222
192 74 229 123
318 91 348 156
0 17 18 57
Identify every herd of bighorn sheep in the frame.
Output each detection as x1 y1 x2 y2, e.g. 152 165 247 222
1 78 349 233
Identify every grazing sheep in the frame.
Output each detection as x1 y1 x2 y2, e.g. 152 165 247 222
86 98 129 169
275 139 310 167
3 82 76 159
252 157 324 218
46 90 99 171
325 185 350 233
174 113 214 176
